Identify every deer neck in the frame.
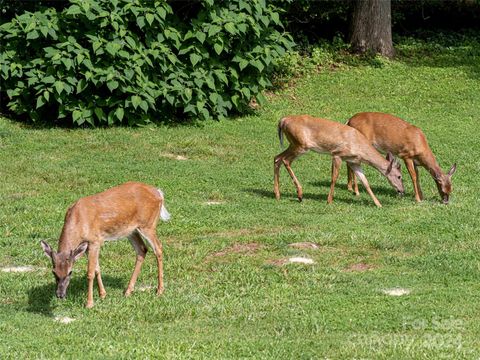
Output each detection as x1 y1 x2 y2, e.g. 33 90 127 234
421 152 444 182
57 217 83 253
360 146 390 175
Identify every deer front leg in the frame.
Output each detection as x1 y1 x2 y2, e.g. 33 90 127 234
404 158 423 202
125 232 148 297
349 163 382 207
86 244 100 308
327 156 342 204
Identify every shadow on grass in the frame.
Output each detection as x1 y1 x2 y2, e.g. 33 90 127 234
244 187 379 206
27 275 125 316
309 179 398 198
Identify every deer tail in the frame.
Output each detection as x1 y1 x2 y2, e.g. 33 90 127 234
157 189 171 222
278 117 286 149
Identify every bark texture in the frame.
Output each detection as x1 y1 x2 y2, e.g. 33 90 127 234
350 0 394 58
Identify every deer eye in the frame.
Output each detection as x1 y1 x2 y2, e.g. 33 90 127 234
398 176 401 179
52 271 59 280
68 271 72 276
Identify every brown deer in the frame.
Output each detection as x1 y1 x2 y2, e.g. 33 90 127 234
346 112 457 204
40 182 170 308
274 115 404 207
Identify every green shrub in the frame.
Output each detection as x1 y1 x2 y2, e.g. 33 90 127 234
0 0 293 126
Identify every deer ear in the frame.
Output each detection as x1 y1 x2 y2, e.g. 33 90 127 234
386 152 395 174
71 242 88 261
448 163 457 177
40 240 54 259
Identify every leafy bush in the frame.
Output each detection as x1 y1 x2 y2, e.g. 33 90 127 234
0 0 293 126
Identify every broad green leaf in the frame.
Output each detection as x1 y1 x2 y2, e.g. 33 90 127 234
43 90 50 102
43 75 55 84
139 100 148 113
195 32 206 44
137 16 145 29
208 25 222 37
107 80 119 92
241 87 251 99
54 81 64 95
77 78 87 93
146 13 154 26
190 53 202 66
224 22 236 35
157 7 167 19
72 109 82 122
214 43 223 55
131 95 142 109
94 107 104 120
239 59 248 70
115 107 124 121
36 96 45 109
251 59 264 72
61 58 73 70
66 5 81 16
26 30 39 40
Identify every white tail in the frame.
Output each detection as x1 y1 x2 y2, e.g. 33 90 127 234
274 115 404 207
158 189 171 221
346 112 457 204
40 181 170 308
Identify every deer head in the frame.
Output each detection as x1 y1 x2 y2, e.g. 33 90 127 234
435 163 457 204
385 152 404 195
40 240 88 299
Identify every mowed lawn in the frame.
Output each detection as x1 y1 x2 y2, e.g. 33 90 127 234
1 40 479 358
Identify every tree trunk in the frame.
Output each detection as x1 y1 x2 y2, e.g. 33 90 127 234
350 0 394 58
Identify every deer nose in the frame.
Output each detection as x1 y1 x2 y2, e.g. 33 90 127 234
56 291 66 299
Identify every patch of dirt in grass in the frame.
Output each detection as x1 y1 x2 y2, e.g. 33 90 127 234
1 266 38 273
210 242 263 258
54 316 76 324
160 152 188 161
204 200 224 205
137 285 154 292
288 242 320 250
267 256 315 266
383 288 411 296
343 262 376 272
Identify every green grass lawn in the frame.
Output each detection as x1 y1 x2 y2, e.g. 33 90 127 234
1 37 479 358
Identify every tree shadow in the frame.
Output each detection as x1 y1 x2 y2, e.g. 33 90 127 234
393 31 480 80
27 275 125 316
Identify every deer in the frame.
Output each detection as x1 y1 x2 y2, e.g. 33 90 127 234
345 112 457 204
274 115 404 207
40 181 170 308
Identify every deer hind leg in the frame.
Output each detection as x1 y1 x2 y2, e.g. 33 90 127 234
138 227 164 296
95 259 106 299
86 243 101 308
347 163 360 196
349 163 382 208
327 156 342 204
274 147 303 201
405 158 423 202
124 231 148 297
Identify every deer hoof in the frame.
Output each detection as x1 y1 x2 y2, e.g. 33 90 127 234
85 301 94 309
156 287 164 296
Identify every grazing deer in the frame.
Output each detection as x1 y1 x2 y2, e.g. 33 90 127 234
346 112 457 204
40 182 170 308
274 115 404 207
